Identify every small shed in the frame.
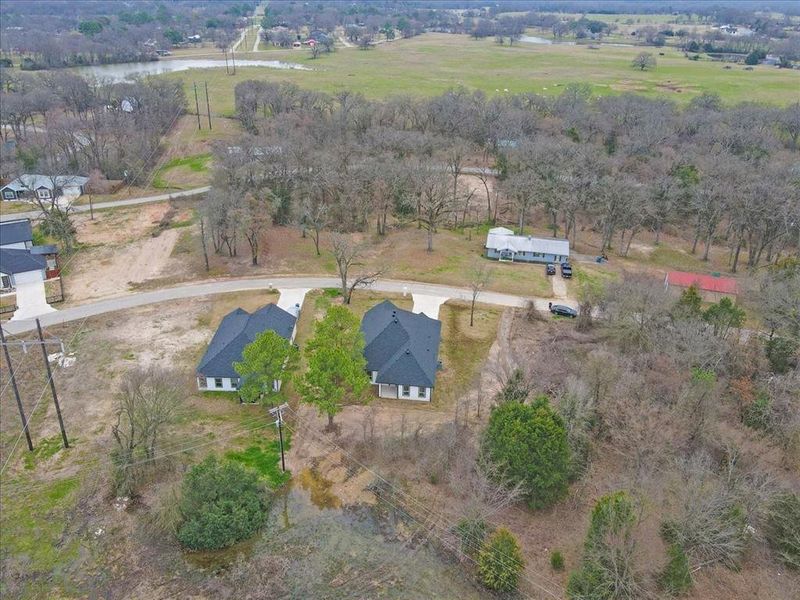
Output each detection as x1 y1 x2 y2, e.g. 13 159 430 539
664 271 738 302
485 227 570 264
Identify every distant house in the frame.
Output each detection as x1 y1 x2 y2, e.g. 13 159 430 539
361 300 441 402
762 54 782 66
196 304 298 392
665 271 738 302
485 226 570 264
1 174 89 202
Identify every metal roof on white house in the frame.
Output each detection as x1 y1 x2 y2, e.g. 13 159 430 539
485 227 570 257
2 174 89 192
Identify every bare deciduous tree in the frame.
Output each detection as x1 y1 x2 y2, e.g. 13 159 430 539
330 233 385 304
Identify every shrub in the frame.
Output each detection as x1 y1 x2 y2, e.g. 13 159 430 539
482 397 571 509
742 393 772 432
568 491 640 600
176 456 270 551
477 528 524 592
765 336 798 374
551 550 565 571
455 517 487 557
497 368 531 403
659 543 692 595
765 493 800 570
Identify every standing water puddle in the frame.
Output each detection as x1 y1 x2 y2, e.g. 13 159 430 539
185 467 486 598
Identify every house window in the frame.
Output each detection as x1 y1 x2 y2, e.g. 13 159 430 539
2 190 15 200
214 377 223 388
232 379 239 390
1 275 10 289
400 385 410 398
418 387 427 399
37 189 52 199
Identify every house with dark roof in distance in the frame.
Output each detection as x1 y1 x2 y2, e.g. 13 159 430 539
361 300 442 402
196 304 298 393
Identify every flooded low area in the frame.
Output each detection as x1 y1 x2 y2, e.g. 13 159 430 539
518 35 554 44
185 467 486 599
72 58 310 82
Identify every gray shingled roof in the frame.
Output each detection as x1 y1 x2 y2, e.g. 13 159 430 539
0 248 46 274
361 300 441 388
0 219 33 246
197 304 296 379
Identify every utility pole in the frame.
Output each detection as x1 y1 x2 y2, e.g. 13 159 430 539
269 403 288 472
193 82 202 130
231 46 236 75
204 81 212 130
224 48 229 74
35 319 68 448
0 326 34 451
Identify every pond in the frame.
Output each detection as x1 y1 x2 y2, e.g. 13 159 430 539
72 58 310 82
186 467 487 599
518 35 554 45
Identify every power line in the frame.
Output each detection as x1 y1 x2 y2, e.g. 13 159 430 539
281 412 565 599
0 411 277 496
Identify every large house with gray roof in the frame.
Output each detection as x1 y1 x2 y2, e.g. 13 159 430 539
1 174 89 202
485 226 569 264
361 300 442 402
196 304 297 393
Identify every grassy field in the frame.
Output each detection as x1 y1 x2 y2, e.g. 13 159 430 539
162 33 799 118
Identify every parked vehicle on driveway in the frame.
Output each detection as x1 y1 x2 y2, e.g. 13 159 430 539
545 263 556 275
560 262 572 278
548 302 578 318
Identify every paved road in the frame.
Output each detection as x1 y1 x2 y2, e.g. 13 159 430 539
0 187 210 222
2 276 560 335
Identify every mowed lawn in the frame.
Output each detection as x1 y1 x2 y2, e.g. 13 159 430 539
162 33 799 117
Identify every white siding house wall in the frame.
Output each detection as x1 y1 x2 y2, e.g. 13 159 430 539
376 382 431 402
198 376 238 392
197 376 283 393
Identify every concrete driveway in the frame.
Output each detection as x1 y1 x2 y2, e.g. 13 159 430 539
277 288 311 316
411 294 449 319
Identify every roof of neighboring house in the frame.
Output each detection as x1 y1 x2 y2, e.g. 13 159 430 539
1 174 89 192
30 245 58 255
197 304 297 379
361 300 441 388
0 248 46 274
485 227 570 257
666 271 738 295
0 218 33 246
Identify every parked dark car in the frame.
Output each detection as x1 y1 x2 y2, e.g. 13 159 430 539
545 263 556 275
549 303 578 318
560 262 573 278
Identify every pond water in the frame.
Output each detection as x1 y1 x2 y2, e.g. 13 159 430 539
72 58 310 82
185 468 487 599
518 35 554 45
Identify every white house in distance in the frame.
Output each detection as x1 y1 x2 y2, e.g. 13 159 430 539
485 226 570 264
196 304 298 393
360 300 442 402
1 174 89 202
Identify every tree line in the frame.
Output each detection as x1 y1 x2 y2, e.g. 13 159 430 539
210 81 800 272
